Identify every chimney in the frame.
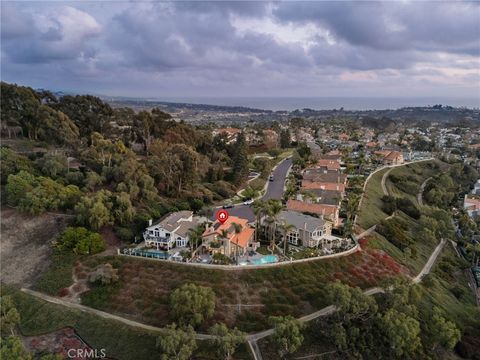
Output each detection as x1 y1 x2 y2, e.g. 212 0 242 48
148 219 152 227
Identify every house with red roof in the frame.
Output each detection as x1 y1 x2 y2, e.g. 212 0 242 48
374 150 404 165
464 195 480 218
301 180 346 193
201 216 256 258
315 159 341 171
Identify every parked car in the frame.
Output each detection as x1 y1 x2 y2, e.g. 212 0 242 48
269 174 274 181
243 198 254 205
222 204 234 209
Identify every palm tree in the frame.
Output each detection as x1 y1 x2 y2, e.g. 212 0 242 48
219 229 230 257
232 222 243 265
252 199 267 244
267 199 283 251
279 221 295 255
188 225 204 260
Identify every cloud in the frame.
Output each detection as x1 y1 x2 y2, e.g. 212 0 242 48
0 1 478 99
1 4 101 64
273 1 480 56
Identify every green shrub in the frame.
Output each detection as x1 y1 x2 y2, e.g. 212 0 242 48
56 227 106 255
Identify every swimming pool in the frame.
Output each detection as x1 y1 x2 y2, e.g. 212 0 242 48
130 249 169 259
251 255 278 265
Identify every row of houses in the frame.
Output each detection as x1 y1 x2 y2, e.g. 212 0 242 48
291 151 345 227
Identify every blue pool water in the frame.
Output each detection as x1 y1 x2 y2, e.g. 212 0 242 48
251 255 278 265
131 249 169 259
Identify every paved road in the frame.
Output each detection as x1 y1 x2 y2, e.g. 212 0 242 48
212 157 292 222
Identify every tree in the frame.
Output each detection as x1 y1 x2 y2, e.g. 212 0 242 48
0 336 32 360
0 148 33 185
266 199 283 250
269 316 305 357
114 192 136 225
426 307 461 351
280 129 290 148
231 133 249 186
0 296 20 336
56 227 106 255
88 263 119 285
5 171 36 206
75 190 114 230
156 324 197 360
169 283 215 327
208 323 246 360
279 221 294 254
325 281 377 322
252 200 267 244
378 309 421 359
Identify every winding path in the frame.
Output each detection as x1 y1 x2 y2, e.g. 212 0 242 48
417 177 432 206
21 235 444 360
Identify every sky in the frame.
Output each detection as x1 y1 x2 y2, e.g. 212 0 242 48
1 1 480 101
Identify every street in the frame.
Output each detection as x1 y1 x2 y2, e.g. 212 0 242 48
211 157 292 222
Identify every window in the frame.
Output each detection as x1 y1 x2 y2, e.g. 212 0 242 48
287 230 299 246
155 231 159 237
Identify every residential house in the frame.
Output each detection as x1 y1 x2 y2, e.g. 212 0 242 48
315 159 341 171
212 128 242 144
464 195 480 218
275 210 338 248
471 180 480 195
298 189 343 206
143 211 206 250
301 180 346 194
302 171 347 185
201 216 256 258
374 150 404 165
287 199 341 227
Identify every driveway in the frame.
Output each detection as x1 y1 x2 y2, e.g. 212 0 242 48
211 157 292 222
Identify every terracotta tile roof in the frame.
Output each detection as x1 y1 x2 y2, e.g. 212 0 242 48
231 226 254 248
465 197 480 210
287 199 338 218
202 216 248 237
316 159 341 170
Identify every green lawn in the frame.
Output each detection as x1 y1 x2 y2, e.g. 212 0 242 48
356 168 389 230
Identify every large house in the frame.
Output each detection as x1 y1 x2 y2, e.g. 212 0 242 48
287 199 341 227
315 159 341 171
302 170 347 184
201 216 256 258
143 211 207 250
298 189 343 206
374 150 404 165
274 210 338 248
464 195 480 218
301 180 346 193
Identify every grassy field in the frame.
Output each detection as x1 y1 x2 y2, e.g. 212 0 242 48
3 285 252 360
385 160 447 205
356 167 390 230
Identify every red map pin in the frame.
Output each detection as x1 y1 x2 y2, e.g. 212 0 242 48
216 209 229 224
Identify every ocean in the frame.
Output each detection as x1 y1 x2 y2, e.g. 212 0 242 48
153 96 479 111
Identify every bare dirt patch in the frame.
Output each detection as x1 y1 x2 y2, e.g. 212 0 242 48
0 208 70 286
